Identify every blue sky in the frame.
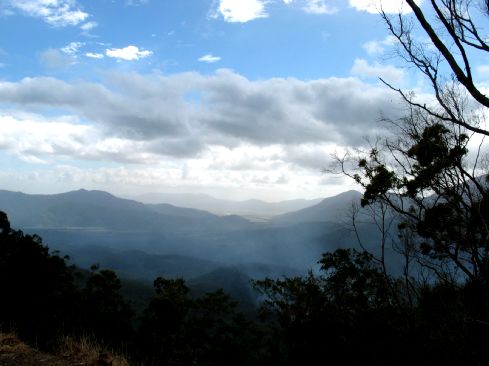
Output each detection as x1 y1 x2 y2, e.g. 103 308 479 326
0 0 463 201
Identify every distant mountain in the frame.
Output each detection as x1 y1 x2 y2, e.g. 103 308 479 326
1 188 392 283
0 189 254 233
128 192 323 218
272 190 363 224
146 203 217 220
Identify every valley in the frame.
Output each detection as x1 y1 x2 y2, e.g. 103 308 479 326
0 188 394 303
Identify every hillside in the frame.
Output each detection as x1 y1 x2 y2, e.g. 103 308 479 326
272 190 362 224
0 189 254 233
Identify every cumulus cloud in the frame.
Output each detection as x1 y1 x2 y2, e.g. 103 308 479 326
349 0 423 14
6 0 89 26
0 114 173 164
0 70 402 164
0 74 383 197
105 45 153 61
0 115 91 163
198 54 221 63
302 0 338 14
351 58 405 84
362 35 397 55
282 0 337 14
211 0 269 23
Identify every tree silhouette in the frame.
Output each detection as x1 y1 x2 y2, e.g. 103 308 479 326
81 266 134 346
0 211 79 346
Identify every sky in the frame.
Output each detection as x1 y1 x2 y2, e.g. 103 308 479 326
0 0 468 201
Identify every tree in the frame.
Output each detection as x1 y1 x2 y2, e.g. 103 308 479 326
136 276 266 366
81 266 134 346
329 6 489 358
253 249 413 365
381 0 489 136
336 0 489 285
0 211 79 346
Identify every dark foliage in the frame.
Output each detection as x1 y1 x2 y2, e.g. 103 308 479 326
0 211 79 347
136 277 265 366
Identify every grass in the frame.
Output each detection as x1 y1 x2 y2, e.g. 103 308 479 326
58 335 130 366
0 332 130 366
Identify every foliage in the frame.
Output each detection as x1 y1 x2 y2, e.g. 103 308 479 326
330 1 489 363
2 202 489 365
136 277 264 366
81 266 134 346
254 249 407 365
0 211 79 346
335 0 489 286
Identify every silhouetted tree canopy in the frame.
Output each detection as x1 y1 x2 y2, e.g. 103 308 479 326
0 211 79 346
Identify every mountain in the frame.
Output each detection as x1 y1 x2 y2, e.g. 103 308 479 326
128 192 323 218
0 188 391 283
146 203 218 219
0 189 254 233
272 190 363 224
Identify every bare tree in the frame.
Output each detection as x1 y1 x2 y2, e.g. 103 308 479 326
381 0 489 136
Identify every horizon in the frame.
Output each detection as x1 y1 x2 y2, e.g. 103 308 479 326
0 185 363 204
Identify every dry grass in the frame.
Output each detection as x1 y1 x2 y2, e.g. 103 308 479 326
0 332 30 354
0 332 65 366
58 336 130 366
0 332 130 366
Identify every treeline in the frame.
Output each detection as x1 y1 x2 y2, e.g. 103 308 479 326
2 210 489 365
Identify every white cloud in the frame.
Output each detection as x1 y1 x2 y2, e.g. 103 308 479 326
61 41 84 56
105 46 153 61
212 0 269 23
0 71 403 158
6 0 89 26
349 0 423 14
85 52 104 59
0 72 406 198
351 58 405 84
198 54 221 63
282 0 337 14
362 35 397 55
80 21 97 31
0 114 91 163
302 0 338 14
363 40 384 55
0 114 160 164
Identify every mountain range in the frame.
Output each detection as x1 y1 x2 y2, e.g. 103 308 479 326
127 192 323 219
0 188 388 302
